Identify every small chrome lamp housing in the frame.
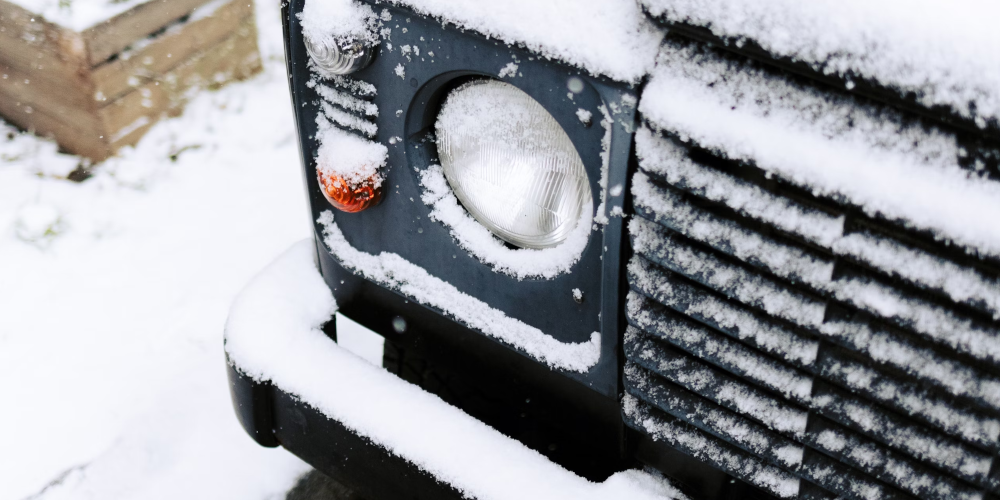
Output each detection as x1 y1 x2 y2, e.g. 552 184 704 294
304 35 376 77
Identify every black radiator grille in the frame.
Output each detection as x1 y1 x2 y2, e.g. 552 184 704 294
623 128 1000 500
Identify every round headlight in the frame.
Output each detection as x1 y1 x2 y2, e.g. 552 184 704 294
304 35 374 77
435 80 592 249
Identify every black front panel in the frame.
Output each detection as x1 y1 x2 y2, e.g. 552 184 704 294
286 0 637 394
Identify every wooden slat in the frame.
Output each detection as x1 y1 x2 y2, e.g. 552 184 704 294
0 0 87 64
0 0 94 109
0 0 260 161
103 16 261 150
0 39 96 113
82 0 215 66
0 63 96 129
90 0 253 103
0 81 109 160
0 1 103 159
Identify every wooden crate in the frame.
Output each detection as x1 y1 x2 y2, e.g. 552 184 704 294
0 0 262 161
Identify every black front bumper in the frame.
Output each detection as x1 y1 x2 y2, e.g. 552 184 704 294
227 362 466 499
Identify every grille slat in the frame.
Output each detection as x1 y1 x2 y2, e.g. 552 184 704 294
313 77 379 139
634 128 1000 322
625 126 1000 499
629 290 997 483
627 299 814 403
626 318 995 496
627 357 983 500
628 258 1000 452
625 356 916 500
626 326 810 436
624 394 809 499
633 169 1000 378
625 33 1000 500
631 207 1000 414
625 363 806 470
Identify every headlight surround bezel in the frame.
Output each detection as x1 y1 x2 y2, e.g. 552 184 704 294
288 0 638 392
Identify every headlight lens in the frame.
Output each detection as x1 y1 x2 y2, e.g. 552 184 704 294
304 36 374 77
435 80 592 249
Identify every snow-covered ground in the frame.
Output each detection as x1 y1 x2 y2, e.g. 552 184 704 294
0 2 383 499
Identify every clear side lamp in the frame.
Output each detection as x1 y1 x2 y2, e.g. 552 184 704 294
304 35 375 77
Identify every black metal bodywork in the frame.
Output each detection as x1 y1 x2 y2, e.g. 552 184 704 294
258 0 645 488
229 2 1000 499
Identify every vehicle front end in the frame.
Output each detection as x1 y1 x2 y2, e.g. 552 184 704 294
226 1 1000 499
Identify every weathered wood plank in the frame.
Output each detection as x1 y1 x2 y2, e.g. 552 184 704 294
0 0 86 63
0 38 96 113
103 17 261 150
0 62 96 128
0 0 93 109
0 79 109 160
0 0 260 161
82 0 215 66
90 0 253 103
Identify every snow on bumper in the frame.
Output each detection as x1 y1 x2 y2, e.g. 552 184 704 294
224 239 682 500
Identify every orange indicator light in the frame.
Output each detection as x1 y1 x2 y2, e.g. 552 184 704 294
317 170 382 213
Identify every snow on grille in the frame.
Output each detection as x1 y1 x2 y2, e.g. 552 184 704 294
799 456 901 500
626 256 1000 493
805 423 979 500
819 319 1000 413
828 276 1000 366
627 329 808 436
384 0 664 82
418 165 591 280
631 171 835 286
313 83 379 117
623 394 802 498
836 233 1000 321
627 293 813 402
632 170 1000 409
317 211 600 372
626 364 805 469
640 0 1000 127
639 41 1000 259
810 383 994 484
626 293 994 499
630 217 827 329
633 176 1000 371
635 137 1000 365
626 257 820 367
634 128 844 248
320 101 377 138
814 352 1000 449
630 257 1000 449
635 127 1000 320
319 75 378 98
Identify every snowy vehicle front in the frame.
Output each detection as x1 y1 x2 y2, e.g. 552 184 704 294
227 1 1000 500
